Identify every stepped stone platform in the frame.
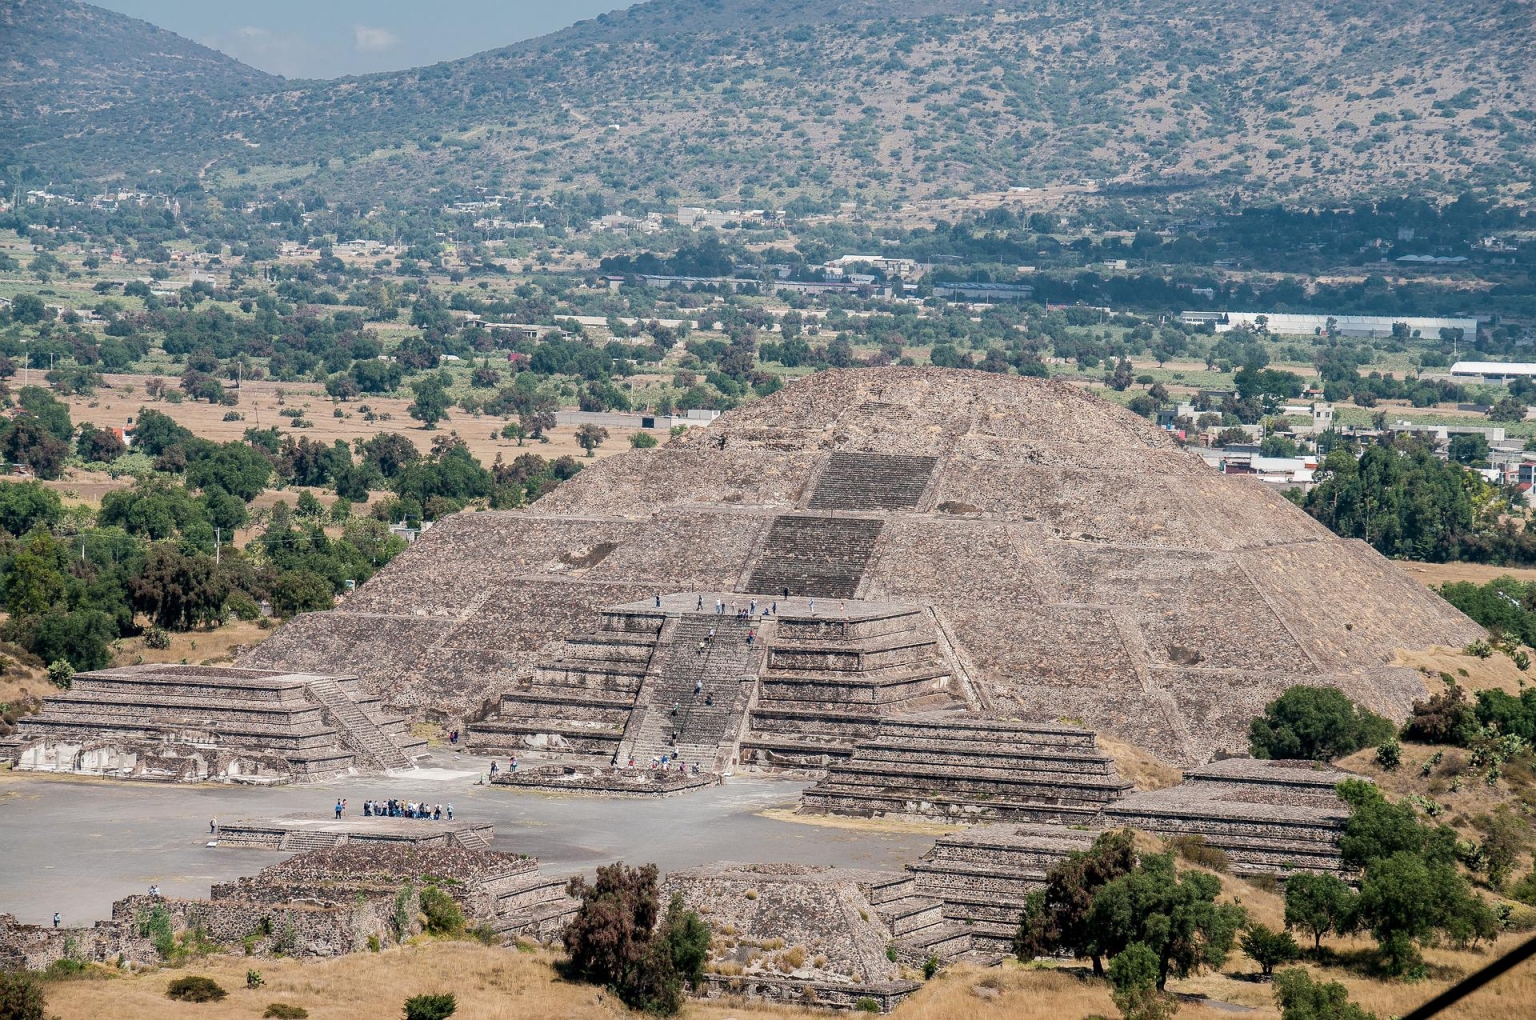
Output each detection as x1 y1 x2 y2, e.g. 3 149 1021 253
468 594 960 787
3 665 427 783
800 714 1131 823
899 759 1364 949
215 815 495 852
665 862 967 1012
247 368 1480 766
490 762 721 796
1102 758 1358 876
907 823 1104 952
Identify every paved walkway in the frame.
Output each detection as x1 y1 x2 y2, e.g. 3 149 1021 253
0 751 934 926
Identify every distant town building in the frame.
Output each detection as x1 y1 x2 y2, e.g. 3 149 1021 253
1180 311 1477 339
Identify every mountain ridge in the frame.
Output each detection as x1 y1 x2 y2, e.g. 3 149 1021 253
4 0 1534 210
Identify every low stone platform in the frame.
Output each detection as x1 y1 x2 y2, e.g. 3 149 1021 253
1102 757 1357 876
800 713 1130 823
215 815 494 853
4 664 426 783
490 762 721 797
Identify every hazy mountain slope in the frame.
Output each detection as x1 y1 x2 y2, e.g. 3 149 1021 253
0 0 280 174
7 0 1535 207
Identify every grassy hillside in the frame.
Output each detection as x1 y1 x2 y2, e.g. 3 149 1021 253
4 0 1535 208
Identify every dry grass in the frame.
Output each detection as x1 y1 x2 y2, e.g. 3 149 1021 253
1398 561 1536 589
35 930 1536 1020
110 619 274 669
59 373 625 480
1098 734 1182 791
1392 646 1531 699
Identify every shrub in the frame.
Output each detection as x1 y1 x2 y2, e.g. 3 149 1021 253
402 993 457 1020
629 431 658 449
1273 967 1377 1020
1167 834 1230 872
854 997 881 1013
165 976 227 1002
246 969 264 989
0 970 46 1020
1374 738 1401 772
1240 923 1301 976
562 864 709 1015
144 627 172 650
263 1005 308 1020
46 659 74 689
1402 685 1479 746
1249 686 1395 761
1108 942 1178 1020
923 954 940 979
418 886 464 935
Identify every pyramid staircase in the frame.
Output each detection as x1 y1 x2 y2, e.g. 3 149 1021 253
617 614 768 772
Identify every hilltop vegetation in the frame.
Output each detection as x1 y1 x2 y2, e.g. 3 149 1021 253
4 0 1534 209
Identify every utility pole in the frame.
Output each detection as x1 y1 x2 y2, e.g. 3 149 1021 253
215 528 220 566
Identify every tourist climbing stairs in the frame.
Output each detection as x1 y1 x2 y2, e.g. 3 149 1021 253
619 614 767 772
303 675 416 772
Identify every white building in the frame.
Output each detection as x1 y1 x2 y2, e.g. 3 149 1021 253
1449 362 1536 382
1181 311 1477 339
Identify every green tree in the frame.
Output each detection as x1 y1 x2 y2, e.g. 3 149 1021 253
1239 923 1301 977
409 377 453 429
0 480 64 537
269 570 335 617
76 422 127 463
1016 828 1137 975
1248 686 1395 762
1086 853 1246 990
35 610 116 671
1448 432 1491 465
1272 969 1376 1020
131 408 195 456
562 862 707 1015
130 545 229 631
17 386 73 441
1107 942 1177 1020
1283 872 1358 951
1 415 70 479
1335 779 1457 871
629 431 658 449
185 442 274 502
575 423 609 457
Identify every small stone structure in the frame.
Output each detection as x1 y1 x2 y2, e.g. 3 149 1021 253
665 862 985 1012
215 815 494 852
1102 758 1358 876
2 664 427 782
491 762 720 796
249 367 1481 766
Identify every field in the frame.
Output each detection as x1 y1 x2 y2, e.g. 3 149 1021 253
1399 561 1536 590
34 927 1536 1020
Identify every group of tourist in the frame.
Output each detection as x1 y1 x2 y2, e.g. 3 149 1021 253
703 596 779 619
628 755 700 775
489 755 518 777
361 798 453 820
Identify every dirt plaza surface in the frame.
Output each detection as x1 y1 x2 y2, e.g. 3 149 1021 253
0 752 934 927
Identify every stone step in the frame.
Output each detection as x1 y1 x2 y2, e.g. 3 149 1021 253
806 452 938 512
744 516 884 600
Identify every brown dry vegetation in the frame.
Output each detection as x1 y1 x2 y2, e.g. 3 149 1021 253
1400 561 1536 589
35 931 1536 1020
1392 646 1532 699
53 372 624 496
110 619 274 670
1098 734 1183 792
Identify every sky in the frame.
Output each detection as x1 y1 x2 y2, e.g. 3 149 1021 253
94 0 634 79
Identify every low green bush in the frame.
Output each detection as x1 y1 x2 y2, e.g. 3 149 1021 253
165 975 227 1002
